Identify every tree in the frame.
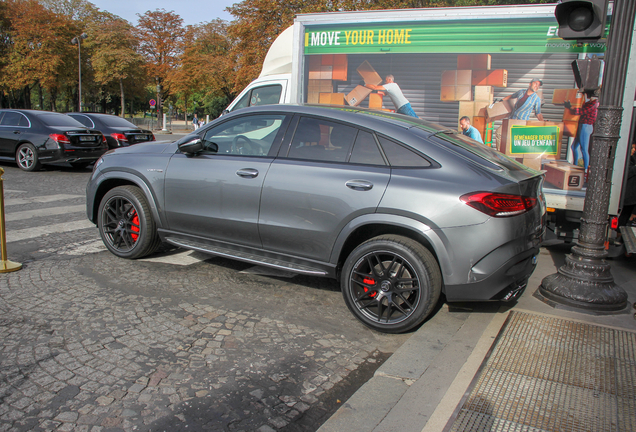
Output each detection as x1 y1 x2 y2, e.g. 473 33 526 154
172 19 236 118
1 0 79 110
136 9 185 125
88 17 145 116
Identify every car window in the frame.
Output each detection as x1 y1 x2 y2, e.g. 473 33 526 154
287 117 357 163
232 85 282 111
201 114 286 156
39 113 85 127
69 114 94 128
377 136 432 167
99 116 138 128
0 112 29 127
349 131 386 166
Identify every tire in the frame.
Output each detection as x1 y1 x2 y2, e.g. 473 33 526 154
70 161 91 170
16 143 42 171
98 185 162 259
341 235 442 334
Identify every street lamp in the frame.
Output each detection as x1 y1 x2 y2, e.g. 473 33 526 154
71 33 88 112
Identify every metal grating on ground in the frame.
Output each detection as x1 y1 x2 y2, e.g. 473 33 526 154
620 226 636 255
445 311 636 432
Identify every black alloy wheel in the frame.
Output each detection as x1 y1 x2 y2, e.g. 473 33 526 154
341 235 442 333
98 186 161 259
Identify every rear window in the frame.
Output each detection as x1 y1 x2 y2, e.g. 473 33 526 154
426 128 525 172
0 112 29 127
99 116 137 128
39 113 85 127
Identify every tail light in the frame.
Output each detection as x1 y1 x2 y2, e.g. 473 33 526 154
460 192 538 217
610 216 619 230
102 134 107 144
150 133 156 141
111 133 128 144
49 133 71 145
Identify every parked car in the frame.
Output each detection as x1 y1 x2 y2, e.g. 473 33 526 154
0 109 107 171
86 104 545 333
66 113 155 149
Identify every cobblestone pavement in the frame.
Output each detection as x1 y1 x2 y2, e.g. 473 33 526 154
0 165 409 431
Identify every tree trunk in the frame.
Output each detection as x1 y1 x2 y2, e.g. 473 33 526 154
120 78 125 117
38 84 44 109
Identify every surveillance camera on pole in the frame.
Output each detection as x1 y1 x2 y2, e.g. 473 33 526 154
554 0 609 40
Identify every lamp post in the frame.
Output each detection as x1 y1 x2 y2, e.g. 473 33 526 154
539 0 635 312
71 33 88 112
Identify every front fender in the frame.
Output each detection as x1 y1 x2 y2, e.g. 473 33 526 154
87 167 166 229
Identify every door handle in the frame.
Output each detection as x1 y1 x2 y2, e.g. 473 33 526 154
13 130 21 134
236 168 259 178
345 180 373 191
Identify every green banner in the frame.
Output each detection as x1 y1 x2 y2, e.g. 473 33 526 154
304 18 608 55
509 125 560 156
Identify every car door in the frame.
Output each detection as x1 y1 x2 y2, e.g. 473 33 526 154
163 113 288 248
258 115 391 262
0 111 30 156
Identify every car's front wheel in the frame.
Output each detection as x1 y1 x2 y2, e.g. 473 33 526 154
341 235 442 333
98 185 161 259
16 143 41 171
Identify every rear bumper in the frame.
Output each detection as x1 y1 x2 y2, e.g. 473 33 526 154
38 147 107 163
444 246 540 302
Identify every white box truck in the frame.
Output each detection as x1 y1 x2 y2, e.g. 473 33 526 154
224 3 635 246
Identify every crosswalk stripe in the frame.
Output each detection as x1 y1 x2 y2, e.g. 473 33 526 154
4 205 86 222
5 194 83 206
6 219 96 243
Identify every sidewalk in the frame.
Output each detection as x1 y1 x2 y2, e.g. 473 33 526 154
318 244 636 432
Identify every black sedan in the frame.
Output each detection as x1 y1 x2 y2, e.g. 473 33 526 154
66 113 155 149
0 109 108 171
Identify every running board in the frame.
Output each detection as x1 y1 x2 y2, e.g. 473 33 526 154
164 237 329 276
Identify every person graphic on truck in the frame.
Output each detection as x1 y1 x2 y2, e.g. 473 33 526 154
505 78 544 121
365 75 419 118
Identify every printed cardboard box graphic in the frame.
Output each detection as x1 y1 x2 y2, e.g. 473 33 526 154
346 85 372 106
356 61 382 86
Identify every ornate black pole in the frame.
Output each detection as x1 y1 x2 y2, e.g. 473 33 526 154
539 0 634 312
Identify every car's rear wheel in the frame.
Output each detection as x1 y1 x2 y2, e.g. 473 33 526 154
98 185 161 259
341 235 442 333
16 143 41 171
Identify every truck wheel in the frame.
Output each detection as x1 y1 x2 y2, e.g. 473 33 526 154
98 185 161 259
16 143 41 171
341 235 442 334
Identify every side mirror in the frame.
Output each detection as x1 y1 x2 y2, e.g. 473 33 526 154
178 137 204 155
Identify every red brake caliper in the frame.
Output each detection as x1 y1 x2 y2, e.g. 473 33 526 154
131 212 140 242
363 278 378 298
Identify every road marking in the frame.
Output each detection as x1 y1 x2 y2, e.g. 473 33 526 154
38 239 106 256
4 205 86 222
140 250 204 266
7 220 96 243
5 194 84 206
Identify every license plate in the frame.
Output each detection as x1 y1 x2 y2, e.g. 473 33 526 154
79 136 94 142
136 135 149 140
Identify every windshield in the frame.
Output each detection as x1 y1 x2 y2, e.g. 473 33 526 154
39 113 86 127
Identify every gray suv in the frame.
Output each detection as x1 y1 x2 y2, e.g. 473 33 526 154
86 105 545 333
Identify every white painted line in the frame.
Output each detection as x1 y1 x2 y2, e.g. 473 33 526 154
6 219 96 242
140 250 204 266
5 205 86 222
38 239 106 256
4 194 83 206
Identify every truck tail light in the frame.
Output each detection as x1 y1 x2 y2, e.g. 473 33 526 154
460 192 538 217
610 216 619 230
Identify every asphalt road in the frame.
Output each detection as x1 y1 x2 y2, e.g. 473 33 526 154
0 159 410 431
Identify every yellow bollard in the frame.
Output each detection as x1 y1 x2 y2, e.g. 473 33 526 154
0 168 22 273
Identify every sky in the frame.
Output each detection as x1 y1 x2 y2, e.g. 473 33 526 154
88 0 237 26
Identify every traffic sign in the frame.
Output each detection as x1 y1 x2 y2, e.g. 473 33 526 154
149 99 156 107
